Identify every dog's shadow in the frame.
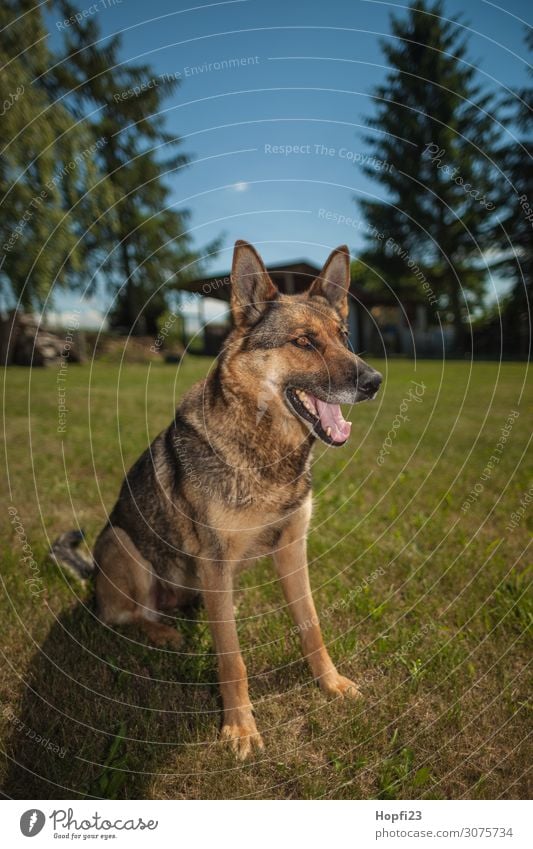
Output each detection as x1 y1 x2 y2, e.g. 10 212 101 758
2 594 219 799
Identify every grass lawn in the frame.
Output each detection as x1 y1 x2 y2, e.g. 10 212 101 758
1 356 531 800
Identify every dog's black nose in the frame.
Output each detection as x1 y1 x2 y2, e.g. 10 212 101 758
358 369 382 395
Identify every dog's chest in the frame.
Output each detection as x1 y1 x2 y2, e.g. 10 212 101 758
207 488 303 563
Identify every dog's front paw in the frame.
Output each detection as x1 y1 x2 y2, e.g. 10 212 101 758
221 718 264 760
319 672 361 700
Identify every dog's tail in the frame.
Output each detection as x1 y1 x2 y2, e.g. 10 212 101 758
49 529 94 580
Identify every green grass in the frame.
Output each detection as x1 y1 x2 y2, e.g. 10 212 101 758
1 357 531 799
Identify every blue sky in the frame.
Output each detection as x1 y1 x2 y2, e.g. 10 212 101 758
44 0 532 326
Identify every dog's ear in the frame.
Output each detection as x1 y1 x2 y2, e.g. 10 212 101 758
309 245 350 319
231 240 278 327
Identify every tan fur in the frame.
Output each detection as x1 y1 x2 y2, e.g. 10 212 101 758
94 527 191 648
273 497 359 698
79 241 382 759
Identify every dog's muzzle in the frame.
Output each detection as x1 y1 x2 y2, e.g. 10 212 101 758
355 365 382 399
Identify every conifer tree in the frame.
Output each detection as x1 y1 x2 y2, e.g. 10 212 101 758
490 28 532 357
0 0 111 309
53 1 206 334
358 0 501 352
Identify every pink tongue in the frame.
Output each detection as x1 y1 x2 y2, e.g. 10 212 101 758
314 398 352 443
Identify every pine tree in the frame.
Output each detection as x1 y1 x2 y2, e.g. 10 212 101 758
490 28 532 357
0 0 111 309
358 0 501 353
53 1 210 334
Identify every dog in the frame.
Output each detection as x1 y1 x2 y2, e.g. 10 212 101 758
52 240 382 759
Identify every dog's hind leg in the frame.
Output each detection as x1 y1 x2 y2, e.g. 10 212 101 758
94 526 182 648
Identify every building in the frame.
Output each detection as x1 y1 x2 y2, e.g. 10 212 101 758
184 259 447 357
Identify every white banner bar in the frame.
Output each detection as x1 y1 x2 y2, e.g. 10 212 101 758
2 799 531 848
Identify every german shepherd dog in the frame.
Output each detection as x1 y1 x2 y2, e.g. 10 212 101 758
52 241 382 759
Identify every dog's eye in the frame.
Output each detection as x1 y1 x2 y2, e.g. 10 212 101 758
292 335 311 348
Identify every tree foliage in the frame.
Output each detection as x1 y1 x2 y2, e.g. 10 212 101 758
52 1 210 333
1 0 215 332
0 0 112 308
358 0 501 352
487 28 532 357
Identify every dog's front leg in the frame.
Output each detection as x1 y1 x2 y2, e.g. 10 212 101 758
200 562 264 759
274 502 360 699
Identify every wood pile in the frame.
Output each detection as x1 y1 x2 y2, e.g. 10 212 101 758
0 310 85 366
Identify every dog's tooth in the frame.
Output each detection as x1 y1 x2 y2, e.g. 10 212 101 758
326 426 332 437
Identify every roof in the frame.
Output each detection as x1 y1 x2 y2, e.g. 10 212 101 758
183 259 418 306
